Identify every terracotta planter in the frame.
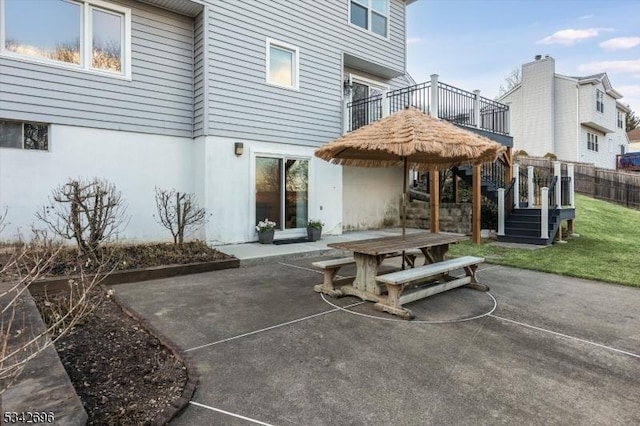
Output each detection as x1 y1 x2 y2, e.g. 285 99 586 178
307 227 322 242
258 230 275 244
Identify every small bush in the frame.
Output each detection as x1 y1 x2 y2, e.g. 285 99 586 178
37 178 128 258
155 188 208 246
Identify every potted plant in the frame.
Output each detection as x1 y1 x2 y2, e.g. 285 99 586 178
307 219 324 241
256 219 276 244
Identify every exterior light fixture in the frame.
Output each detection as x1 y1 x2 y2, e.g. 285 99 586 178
234 142 244 156
343 78 353 96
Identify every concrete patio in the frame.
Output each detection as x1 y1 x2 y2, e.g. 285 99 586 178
112 230 640 425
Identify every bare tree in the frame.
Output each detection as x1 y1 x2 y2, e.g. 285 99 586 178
498 67 521 96
0 231 113 394
36 178 128 258
154 188 208 246
626 106 639 132
0 207 6 236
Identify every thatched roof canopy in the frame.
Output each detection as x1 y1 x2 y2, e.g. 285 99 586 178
315 107 505 171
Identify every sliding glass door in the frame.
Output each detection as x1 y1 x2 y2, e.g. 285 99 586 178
255 156 308 230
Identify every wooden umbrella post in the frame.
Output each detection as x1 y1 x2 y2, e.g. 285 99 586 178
402 157 407 237
429 171 440 233
472 164 481 244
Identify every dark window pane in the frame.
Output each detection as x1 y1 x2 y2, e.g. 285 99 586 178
24 123 49 150
372 12 387 37
0 121 23 148
255 157 282 230
350 2 367 29
284 159 308 229
5 0 81 65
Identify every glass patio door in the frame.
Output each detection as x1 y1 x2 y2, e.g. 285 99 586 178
255 157 308 230
351 80 384 130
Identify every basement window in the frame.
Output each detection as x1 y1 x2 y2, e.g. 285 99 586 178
0 120 49 150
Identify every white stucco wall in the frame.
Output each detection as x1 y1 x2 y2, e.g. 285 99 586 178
342 166 404 231
200 137 343 245
0 125 195 242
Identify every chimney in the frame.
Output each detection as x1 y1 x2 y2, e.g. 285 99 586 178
535 54 542 60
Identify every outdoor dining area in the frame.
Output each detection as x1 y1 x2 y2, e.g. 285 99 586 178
313 107 505 319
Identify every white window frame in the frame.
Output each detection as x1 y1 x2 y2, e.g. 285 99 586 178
617 110 624 129
596 90 604 113
0 120 50 151
587 132 599 152
348 0 390 40
250 145 314 236
0 0 132 80
265 38 299 91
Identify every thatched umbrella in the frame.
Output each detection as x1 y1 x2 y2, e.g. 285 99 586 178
315 107 505 238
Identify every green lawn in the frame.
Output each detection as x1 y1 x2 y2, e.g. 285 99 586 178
448 194 640 287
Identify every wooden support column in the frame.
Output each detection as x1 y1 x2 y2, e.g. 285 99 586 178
430 171 440 233
453 174 459 204
472 165 481 244
504 147 513 183
567 219 574 234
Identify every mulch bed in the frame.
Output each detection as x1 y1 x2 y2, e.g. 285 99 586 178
7 241 235 424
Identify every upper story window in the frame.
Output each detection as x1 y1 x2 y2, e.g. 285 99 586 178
0 120 49 150
0 0 131 79
587 132 598 152
596 90 604 113
266 39 299 90
617 110 624 128
350 0 388 38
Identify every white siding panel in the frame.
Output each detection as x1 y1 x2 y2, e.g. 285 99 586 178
554 78 578 162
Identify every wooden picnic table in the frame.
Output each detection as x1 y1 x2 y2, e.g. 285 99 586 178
326 232 468 303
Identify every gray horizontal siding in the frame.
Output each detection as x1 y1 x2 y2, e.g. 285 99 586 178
204 0 407 146
193 9 206 136
0 0 195 137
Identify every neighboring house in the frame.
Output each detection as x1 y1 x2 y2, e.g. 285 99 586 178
498 55 630 169
0 0 423 244
628 128 640 152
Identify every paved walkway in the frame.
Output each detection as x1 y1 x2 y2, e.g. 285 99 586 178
112 230 640 425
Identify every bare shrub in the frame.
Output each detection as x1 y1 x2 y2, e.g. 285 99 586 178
154 188 208 246
0 230 115 393
0 207 6 236
36 178 128 258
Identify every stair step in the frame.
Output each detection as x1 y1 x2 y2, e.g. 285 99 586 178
497 235 552 246
504 227 546 237
504 220 541 230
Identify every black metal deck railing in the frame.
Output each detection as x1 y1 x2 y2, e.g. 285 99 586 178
437 82 477 127
388 82 430 115
346 80 510 135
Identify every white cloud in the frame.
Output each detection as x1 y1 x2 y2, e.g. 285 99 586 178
406 37 424 45
579 59 640 74
617 85 640 96
577 14 594 20
599 37 640 51
537 28 614 45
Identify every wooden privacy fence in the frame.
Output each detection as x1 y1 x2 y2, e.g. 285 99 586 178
516 156 640 209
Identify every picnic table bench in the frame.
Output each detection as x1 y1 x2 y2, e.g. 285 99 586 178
313 233 488 319
374 255 487 319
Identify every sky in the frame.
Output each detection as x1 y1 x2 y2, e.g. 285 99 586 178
406 0 640 114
